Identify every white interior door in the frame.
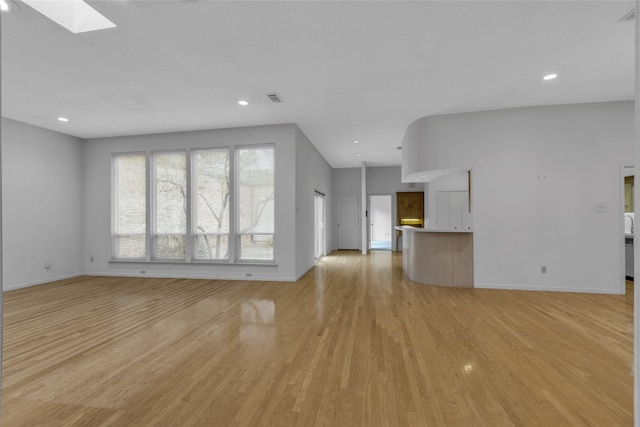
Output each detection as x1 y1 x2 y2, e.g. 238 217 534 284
337 195 360 249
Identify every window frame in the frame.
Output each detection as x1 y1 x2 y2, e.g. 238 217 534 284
191 147 233 262
150 149 189 261
235 144 275 263
111 152 148 261
110 145 276 265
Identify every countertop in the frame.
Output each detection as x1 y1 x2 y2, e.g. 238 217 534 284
395 226 473 233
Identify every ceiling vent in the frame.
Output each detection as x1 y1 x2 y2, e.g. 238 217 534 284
266 93 283 103
619 9 635 22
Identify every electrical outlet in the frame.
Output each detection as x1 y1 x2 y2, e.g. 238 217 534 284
90 256 94 263
44 262 52 270
246 273 252 277
140 270 146 274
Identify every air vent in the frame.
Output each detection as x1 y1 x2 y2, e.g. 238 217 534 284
266 93 283 103
619 8 635 22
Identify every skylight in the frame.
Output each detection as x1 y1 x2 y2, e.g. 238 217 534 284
22 0 116 34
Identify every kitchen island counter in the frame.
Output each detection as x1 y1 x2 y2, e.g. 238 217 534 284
400 227 473 287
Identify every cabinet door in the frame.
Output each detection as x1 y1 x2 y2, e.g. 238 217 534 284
411 192 424 218
435 192 450 229
449 192 464 230
396 193 411 221
436 191 470 230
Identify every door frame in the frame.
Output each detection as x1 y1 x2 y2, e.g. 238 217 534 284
621 163 635 295
314 191 326 260
368 194 393 250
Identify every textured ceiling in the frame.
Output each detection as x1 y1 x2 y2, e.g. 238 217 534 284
1 0 635 168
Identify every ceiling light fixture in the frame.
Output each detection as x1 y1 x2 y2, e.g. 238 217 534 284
238 100 249 106
21 0 116 33
353 140 360 144
57 117 69 122
356 153 361 157
543 73 558 81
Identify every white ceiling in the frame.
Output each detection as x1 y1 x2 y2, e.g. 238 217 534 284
1 0 635 168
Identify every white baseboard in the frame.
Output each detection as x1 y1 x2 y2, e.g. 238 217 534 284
82 271 299 282
4 273 84 292
295 264 316 281
474 282 624 295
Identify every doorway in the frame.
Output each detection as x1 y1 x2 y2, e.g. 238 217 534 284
624 168 634 290
369 195 392 250
314 192 326 260
337 195 360 250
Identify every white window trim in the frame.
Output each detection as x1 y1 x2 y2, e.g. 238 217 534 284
150 150 188 261
111 145 276 265
235 144 275 262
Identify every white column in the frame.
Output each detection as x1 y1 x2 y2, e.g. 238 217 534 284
634 2 639 425
361 161 367 255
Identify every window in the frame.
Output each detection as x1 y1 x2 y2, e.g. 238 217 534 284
153 152 187 259
237 147 275 260
111 145 275 263
113 154 146 259
194 149 230 260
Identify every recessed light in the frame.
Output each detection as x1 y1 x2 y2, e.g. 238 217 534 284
353 140 360 144
356 153 361 157
543 73 558 81
238 100 249 106
57 117 69 122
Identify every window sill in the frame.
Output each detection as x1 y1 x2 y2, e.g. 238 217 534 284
109 259 277 267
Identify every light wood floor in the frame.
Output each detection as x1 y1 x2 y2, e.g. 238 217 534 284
2 251 633 426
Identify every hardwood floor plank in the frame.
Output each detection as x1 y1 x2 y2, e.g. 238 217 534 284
2 251 633 426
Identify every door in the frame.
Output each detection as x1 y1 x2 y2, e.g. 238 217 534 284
337 195 360 249
314 193 326 260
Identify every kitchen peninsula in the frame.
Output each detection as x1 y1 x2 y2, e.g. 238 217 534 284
399 227 473 287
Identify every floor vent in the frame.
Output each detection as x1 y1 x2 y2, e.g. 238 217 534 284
266 93 283 103
619 9 635 22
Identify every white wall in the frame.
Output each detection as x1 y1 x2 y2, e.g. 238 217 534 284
402 101 634 294
1 118 84 290
333 168 362 195
333 168 361 250
83 123 299 281
294 126 334 278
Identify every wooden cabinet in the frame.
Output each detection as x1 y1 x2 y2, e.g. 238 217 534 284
625 176 634 213
397 192 424 223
